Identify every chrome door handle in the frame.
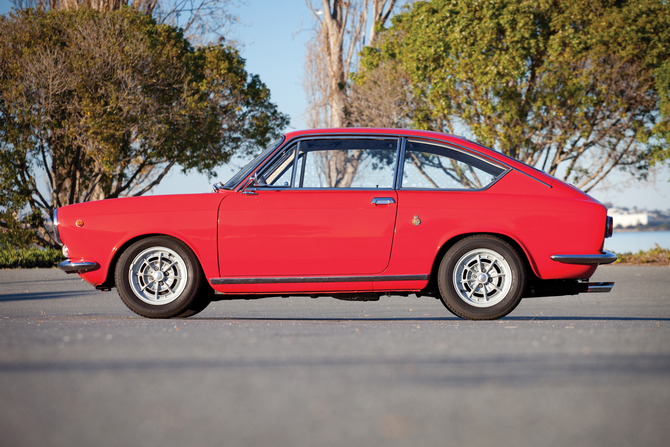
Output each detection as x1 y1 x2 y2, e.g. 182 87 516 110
371 197 396 205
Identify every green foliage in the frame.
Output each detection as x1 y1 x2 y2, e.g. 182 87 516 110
0 246 64 268
0 7 289 247
359 0 670 190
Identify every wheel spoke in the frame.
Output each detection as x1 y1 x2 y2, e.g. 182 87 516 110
476 255 482 273
482 285 488 302
163 260 178 271
489 283 502 293
163 282 175 294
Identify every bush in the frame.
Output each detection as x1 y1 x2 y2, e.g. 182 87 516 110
0 246 64 268
613 245 670 265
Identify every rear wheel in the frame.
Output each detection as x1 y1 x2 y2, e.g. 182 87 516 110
115 236 210 318
437 235 526 320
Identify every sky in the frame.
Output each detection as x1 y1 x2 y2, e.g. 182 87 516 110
1 0 669 210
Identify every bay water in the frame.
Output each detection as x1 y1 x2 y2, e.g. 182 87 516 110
604 231 670 253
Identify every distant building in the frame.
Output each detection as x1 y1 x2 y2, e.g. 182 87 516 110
608 208 649 228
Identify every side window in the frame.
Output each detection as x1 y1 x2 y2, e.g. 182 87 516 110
401 141 506 189
294 138 398 188
257 144 297 187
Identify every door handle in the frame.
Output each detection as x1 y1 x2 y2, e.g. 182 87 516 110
371 197 396 206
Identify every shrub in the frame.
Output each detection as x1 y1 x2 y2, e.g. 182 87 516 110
0 247 65 268
613 245 670 265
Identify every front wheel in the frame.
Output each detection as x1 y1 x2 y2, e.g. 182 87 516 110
437 235 526 320
115 236 209 318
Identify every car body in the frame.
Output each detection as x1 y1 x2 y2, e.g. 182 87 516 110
54 128 616 320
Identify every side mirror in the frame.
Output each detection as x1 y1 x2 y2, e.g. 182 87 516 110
241 173 259 195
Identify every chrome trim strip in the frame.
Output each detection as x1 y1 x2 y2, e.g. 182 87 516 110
58 260 99 273
210 274 429 285
290 141 300 187
587 282 614 293
550 251 617 265
52 209 61 245
395 137 407 190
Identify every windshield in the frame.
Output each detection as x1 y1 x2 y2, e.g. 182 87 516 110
222 136 285 189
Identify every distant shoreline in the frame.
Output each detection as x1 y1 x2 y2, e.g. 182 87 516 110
613 228 670 233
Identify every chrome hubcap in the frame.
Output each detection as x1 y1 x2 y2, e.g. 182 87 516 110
128 246 187 306
453 248 512 308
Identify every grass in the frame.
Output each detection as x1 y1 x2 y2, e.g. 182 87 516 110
0 246 65 269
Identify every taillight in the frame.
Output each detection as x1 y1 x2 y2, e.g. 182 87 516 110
605 216 613 238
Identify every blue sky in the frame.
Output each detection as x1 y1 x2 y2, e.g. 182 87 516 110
1 0 668 210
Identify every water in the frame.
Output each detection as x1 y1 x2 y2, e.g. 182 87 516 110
604 231 670 253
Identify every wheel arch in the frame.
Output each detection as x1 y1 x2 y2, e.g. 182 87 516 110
98 233 206 290
424 232 539 295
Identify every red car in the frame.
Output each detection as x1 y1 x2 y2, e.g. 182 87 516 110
54 128 616 320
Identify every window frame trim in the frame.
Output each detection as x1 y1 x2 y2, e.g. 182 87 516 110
397 137 511 192
251 135 403 191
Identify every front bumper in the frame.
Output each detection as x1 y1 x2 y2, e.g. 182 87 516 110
550 250 617 265
58 260 99 274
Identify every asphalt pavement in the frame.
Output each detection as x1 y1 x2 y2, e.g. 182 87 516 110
1 265 669 447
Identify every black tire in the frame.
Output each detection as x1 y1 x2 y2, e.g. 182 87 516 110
437 235 526 320
115 236 207 319
175 286 214 318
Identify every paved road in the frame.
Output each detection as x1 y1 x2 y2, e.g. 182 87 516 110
1 265 669 447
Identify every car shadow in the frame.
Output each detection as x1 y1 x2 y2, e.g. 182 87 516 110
190 316 670 322
0 290 100 302
0 278 82 286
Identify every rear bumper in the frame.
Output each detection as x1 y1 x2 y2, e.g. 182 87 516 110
58 260 99 274
550 250 617 265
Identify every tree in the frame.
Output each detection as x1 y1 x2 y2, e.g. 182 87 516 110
0 7 288 247
11 0 241 44
358 0 670 191
348 59 416 128
304 0 397 128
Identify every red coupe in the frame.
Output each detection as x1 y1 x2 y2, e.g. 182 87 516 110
54 128 616 320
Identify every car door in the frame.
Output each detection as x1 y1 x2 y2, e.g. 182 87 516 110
388 139 509 275
217 137 400 278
